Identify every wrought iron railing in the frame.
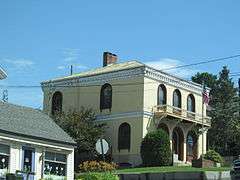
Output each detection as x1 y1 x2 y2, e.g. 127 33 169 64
153 104 211 126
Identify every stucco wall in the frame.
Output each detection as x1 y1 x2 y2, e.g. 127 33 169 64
143 77 206 116
43 76 144 116
97 115 144 166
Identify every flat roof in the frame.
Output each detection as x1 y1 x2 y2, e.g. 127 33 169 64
42 60 205 90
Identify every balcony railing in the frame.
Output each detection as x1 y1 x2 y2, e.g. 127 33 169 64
153 104 211 126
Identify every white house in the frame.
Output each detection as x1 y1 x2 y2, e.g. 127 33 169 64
0 68 76 180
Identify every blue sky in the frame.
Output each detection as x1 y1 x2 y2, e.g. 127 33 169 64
0 0 239 108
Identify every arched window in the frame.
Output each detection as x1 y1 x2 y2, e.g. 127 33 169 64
52 91 63 115
100 84 112 110
173 89 181 108
158 84 167 105
187 94 195 112
118 123 131 150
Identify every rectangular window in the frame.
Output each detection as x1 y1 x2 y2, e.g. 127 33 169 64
0 144 10 177
44 152 67 177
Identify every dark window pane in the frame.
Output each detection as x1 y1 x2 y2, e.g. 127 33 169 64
118 123 131 150
100 84 112 110
45 152 55 161
173 90 181 108
23 149 33 172
56 153 66 162
158 85 166 105
187 95 195 112
52 92 63 115
0 144 9 155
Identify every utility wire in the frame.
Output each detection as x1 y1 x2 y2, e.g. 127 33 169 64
230 71 240 75
230 74 240 77
1 54 240 88
160 54 240 71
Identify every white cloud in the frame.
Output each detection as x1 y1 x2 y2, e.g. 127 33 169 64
57 65 66 70
75 65 88 70
57 64 88 71
146 58 198 79
62 48 81 62
2 58 34 70
58 48 88 72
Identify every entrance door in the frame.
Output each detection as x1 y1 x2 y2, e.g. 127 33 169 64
172 127 184 161
22 147 35 180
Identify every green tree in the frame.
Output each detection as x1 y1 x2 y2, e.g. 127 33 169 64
140 129 171 166
54 107 106 154
191 72 217 89
192 66 239 156
209 67 239 155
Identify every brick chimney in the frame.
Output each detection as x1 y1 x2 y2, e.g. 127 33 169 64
103 52 117 67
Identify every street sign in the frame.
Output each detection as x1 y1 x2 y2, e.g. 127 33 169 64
96 138 109 155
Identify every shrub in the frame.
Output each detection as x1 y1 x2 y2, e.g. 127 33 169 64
77 172 119 180
203 150 224 164
140 129 171 166
79 161 118 172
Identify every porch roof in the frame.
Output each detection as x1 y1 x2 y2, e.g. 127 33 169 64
0 102 76 146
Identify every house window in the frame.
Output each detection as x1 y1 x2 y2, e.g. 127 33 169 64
187 94 195 112
158 84 167 105
173 89 181 108
0 144 10 175
44 152 67 177
118 123 131 150
100 84 112 110
52 91 63 115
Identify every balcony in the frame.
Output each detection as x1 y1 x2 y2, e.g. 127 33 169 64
153 104 211 126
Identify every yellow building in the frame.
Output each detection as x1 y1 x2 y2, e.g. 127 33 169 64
41 52 211 166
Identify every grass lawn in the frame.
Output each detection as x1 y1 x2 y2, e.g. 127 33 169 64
116 166 231 174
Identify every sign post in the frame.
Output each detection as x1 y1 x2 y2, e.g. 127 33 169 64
96 138 109 161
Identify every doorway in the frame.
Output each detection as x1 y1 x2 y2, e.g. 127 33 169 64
22 147 35 180
172 127 184 161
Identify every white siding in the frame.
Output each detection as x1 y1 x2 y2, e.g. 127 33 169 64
35 147 43 180
9 144 20 174
0 134 75 180
66 149 74 180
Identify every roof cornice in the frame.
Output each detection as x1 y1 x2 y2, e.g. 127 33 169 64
41 64 206 94
144 66 204 93
41 67 145 90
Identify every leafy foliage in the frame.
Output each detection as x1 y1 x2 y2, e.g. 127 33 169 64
191 72 218 89
79 161 118 172
77 172 119 180
192 66 240 156
140 129 171 166
203 150 224 164
53 107 106 154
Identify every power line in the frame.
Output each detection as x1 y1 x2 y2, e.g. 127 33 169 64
230 71 240 75
230 74 240 77
160 54 240 71
1 54 240 88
